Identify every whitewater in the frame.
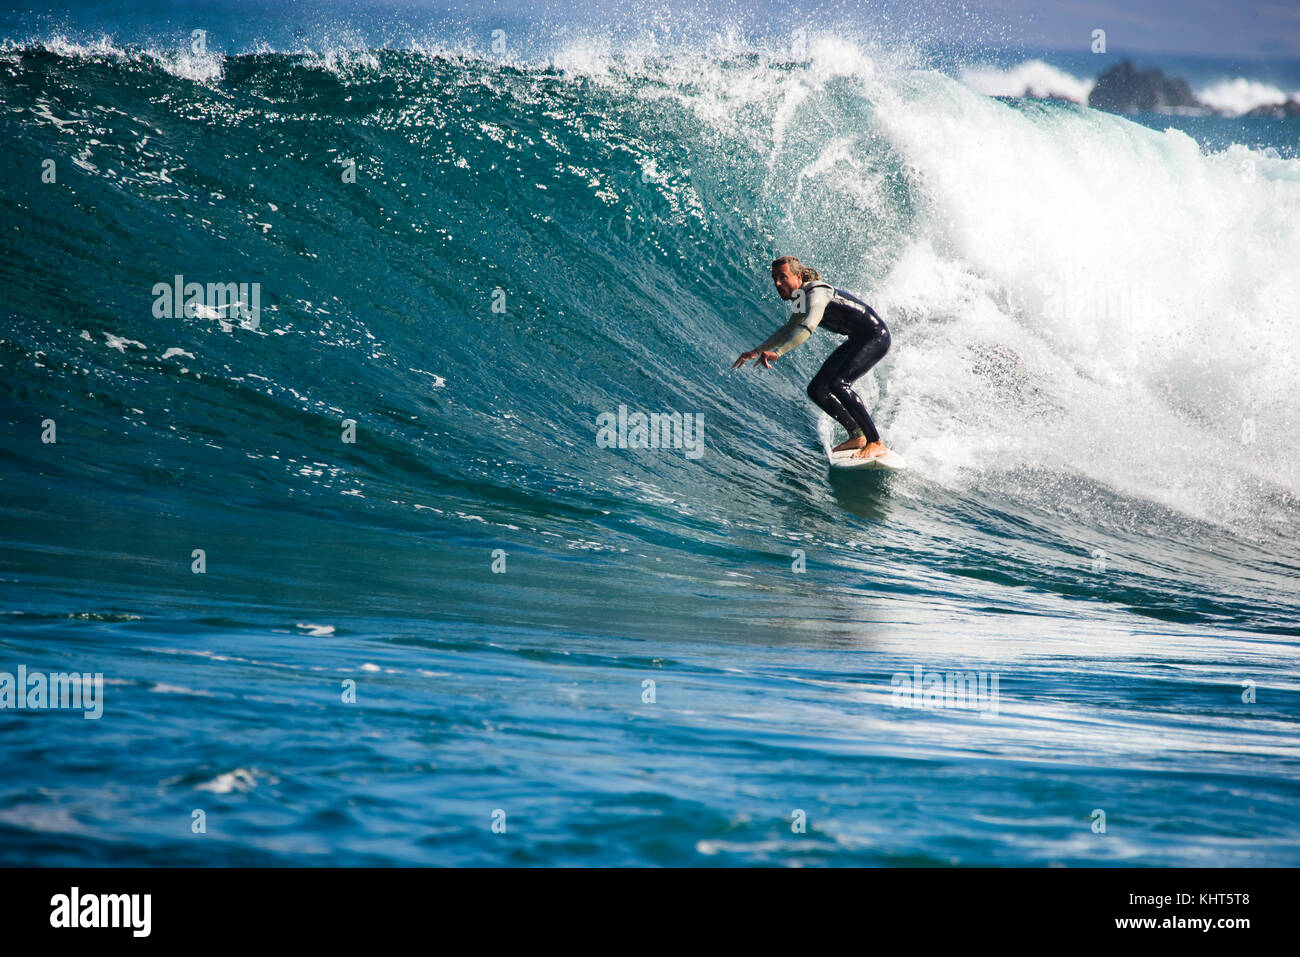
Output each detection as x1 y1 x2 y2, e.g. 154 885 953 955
1 34 1298 865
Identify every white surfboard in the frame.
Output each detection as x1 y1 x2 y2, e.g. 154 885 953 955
828 448 906 470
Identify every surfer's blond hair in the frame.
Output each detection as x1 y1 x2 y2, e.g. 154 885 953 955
771 255 820 283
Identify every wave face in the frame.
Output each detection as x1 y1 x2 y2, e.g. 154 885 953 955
2 40 1300 866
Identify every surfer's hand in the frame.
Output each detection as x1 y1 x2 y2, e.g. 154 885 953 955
758 350 778 368
732 350 759 368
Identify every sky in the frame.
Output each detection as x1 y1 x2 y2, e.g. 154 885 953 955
967 0 1300 57
1 0 1297 58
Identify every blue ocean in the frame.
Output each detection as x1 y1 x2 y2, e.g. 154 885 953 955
2 3 1299 866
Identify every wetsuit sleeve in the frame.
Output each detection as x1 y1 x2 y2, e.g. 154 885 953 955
754 285 832 356
754 317 809 355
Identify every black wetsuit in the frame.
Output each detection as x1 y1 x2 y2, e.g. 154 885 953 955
755 280 891 443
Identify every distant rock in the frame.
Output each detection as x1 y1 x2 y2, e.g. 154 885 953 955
1245 98 1300 118
1028 92 1079 105
1088 60 1202 114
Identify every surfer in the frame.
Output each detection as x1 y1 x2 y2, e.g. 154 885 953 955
733 256 893 459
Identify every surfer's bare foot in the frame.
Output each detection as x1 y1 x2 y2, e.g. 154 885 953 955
853 441 887 459
832 436 867 453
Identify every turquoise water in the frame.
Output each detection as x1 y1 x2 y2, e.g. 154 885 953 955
2 32 1299 865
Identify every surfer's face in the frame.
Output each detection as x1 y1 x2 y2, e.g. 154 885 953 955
772 263 802 300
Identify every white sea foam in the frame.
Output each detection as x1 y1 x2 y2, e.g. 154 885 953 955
959 60 1094 104
195 768 258 793
1196 77 1299 115
865 70 1300 527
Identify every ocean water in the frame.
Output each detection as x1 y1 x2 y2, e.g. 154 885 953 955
2 17 1299 866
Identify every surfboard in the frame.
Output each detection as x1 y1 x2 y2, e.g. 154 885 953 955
828 448 906 470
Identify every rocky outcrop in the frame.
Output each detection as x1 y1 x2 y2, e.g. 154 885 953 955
1088 60 1202 114
1245 99 1300 118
